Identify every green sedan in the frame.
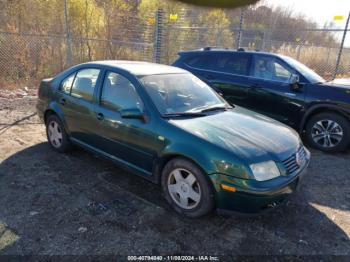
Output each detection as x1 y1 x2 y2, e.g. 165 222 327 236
36 61 310 217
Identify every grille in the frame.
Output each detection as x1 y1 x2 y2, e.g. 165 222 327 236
282 146 307 175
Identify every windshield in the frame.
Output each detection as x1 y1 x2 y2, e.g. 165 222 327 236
139 73 228 115
282 56 325 83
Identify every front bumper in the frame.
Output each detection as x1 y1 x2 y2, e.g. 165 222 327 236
209 158 309 214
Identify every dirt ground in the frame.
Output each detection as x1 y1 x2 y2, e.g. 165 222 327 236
0 95 349 257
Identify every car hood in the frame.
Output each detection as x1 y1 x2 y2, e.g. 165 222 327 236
327 78 350 89
169 107 300 163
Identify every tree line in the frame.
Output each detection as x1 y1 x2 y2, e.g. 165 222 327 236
0 0 342 87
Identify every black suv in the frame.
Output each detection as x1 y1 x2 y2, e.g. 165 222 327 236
173 47 350 152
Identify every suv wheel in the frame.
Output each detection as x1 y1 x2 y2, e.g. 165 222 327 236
161 158 215 218
306 112 350 152
46 114 72 153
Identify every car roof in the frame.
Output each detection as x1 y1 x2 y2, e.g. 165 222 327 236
84 60 187 76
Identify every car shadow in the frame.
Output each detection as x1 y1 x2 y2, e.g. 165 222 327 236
0 142 349 255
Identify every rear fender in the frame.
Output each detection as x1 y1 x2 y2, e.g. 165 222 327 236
46 101 70 135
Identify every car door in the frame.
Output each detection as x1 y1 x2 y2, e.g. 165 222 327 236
93 70 156 175
56 67 102 147
183 52 254 108
247 54 306 127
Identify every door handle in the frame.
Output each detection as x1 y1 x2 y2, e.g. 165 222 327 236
97 113 104 121
59 98 66 105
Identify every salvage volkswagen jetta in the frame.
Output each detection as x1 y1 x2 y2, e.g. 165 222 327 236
37 61 310 217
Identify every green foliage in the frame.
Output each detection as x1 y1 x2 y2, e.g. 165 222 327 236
197 9 233 48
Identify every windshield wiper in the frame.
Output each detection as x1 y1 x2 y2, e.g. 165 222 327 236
162 112 206 118
187 103 233 114
200 105 233 113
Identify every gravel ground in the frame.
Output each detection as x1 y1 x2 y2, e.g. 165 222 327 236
0 96 349 256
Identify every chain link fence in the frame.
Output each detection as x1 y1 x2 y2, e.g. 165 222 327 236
0 4 349 88
0 12 155 88
159 9 350 81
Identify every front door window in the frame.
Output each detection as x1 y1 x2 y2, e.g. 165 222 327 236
253 56 292 83
101 72 143 111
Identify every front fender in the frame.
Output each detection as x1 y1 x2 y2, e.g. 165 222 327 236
161 142 251 180
162 142 214 174
299 103 350 132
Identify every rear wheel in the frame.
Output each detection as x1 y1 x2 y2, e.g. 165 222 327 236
46 114 72 153
161 158 215 218
306 112 350 153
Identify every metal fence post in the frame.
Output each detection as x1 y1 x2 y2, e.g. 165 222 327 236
236 7 245 49
333 11 350 79
64 0 73 66
153 9 163 64
296 44 302 60
261 30 266 51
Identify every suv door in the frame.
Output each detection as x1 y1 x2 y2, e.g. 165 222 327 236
93 70 156 175
248 54 306 127
183 52 253 108
56 67 102 146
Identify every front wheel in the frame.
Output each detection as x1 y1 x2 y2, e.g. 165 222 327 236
306 112 350 153
161 158 215 218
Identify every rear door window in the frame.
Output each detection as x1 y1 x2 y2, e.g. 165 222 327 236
216 54 250 76
185 55 217 70
185 53 250 76
71 68 101 101
60 73 75 94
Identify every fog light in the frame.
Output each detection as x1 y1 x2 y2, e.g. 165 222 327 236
221 184 237 192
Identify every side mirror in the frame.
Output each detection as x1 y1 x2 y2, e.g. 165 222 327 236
120 108 145 120
289 74 300 90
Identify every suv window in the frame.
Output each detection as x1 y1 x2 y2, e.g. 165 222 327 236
216 54 249 75
185 53 249 76
252 56 292 82
60 73 75 94
185 55 216 70
101 72 143 111
71 68 100 101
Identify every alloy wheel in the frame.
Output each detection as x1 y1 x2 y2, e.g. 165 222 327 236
167 168 201 210
48 120 63 148
311 119 343 148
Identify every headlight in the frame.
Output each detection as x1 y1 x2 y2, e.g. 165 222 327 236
250 161 281 181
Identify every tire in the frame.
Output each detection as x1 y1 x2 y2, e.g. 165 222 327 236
306 112 350 153
46 114 72 153
161 158 215 218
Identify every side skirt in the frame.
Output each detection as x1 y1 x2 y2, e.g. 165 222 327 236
70 137 157 183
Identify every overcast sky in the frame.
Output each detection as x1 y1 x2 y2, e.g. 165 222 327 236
264 0 350 46
265 0 349 28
